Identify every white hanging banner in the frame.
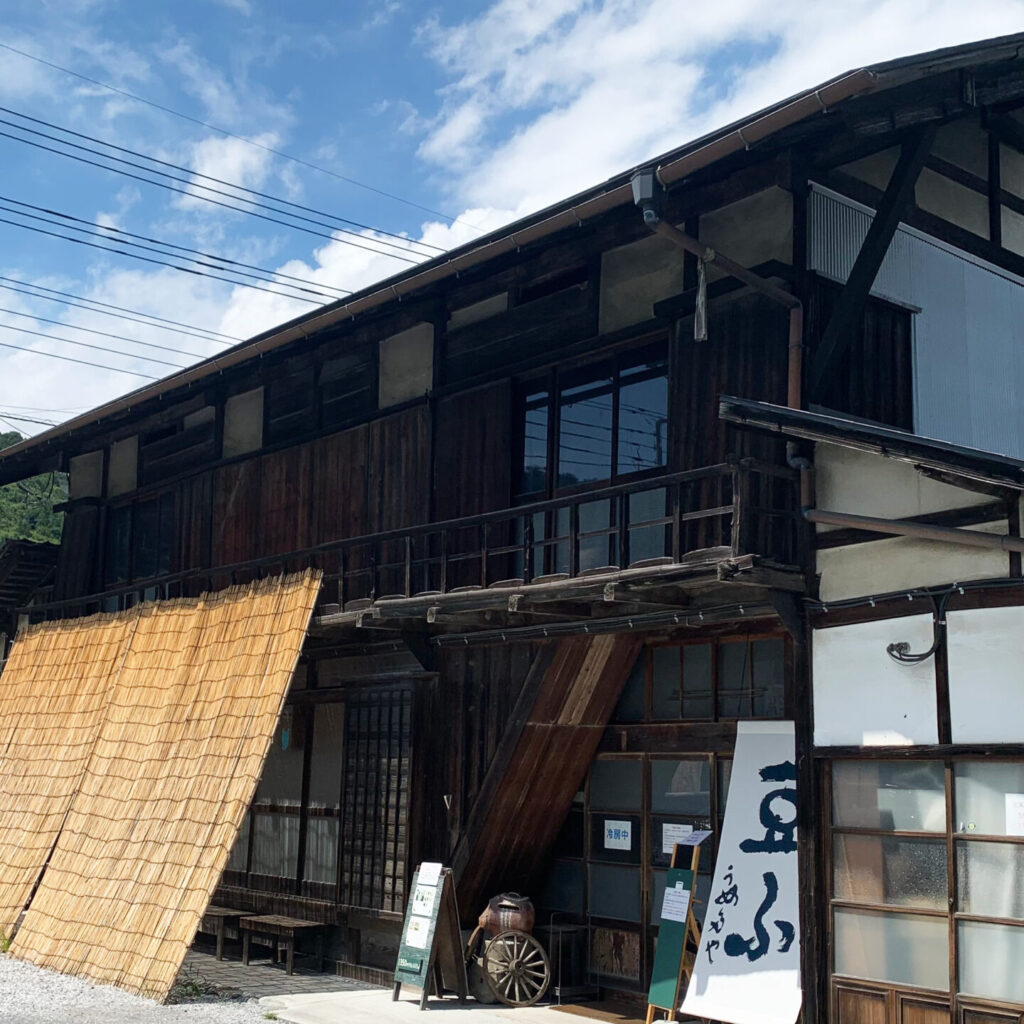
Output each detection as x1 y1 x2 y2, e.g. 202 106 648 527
681 721 801 1024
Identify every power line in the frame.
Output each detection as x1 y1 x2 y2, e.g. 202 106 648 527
0 335 155 378
0 303 214 361
0 410 58 427
0 41 467 227
0 275 240 344
0 117 433 264
0 106 447 256
0 322 187 369
0 195 351 300
0 213 325 304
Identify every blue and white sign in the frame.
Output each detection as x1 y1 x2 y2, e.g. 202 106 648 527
603 819 632 850
682 721 801 1024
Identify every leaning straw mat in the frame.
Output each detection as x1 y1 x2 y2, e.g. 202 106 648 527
3 570 320 1000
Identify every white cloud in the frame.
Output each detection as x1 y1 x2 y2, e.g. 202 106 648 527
177 132 280 210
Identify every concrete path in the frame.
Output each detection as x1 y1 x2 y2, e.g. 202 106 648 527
260 989 565 1024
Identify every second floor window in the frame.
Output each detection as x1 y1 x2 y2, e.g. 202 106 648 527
518 339 669 499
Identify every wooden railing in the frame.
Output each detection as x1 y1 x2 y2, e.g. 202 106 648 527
23 458 799 622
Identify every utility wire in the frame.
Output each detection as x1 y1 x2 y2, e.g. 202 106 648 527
0 275 240 344
0 117 436 262
0 303 214 361
0 322 187 369
0 410 58 427
0 214 325 304
0 41 467 227
0 125 426 266
0 336 155 378
0 196 350 299
0 106 447 256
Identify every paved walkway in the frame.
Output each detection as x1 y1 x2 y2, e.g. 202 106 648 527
176 948 374 1001
260 988 568 1024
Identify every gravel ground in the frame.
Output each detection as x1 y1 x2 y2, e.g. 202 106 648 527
0 955 269 1024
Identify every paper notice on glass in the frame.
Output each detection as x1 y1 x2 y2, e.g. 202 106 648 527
406 915 432 949
411 885 436 917
662 822 693 854
603 819 633 850
661 882 691 924
675 829 712 847
1006 793 1024 837
418 862 443 887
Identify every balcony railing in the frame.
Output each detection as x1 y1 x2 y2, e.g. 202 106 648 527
23 458 800 623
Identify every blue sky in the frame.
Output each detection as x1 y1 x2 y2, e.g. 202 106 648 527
1 0 1023 432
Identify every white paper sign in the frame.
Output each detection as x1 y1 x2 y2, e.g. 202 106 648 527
603 819 633 850
661 882 691 923
1006 793 1024 837
411 885 436 917
682 722 801 1024
662 822 693 854
674 829 713 849
406 915 432 950
418 862 442 887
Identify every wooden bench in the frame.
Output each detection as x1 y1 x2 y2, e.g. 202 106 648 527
240 915 326 975
199 905 253 961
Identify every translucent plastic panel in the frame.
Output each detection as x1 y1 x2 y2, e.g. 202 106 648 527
954 762 1024 836
832 761 945 832
957 841 1024 919
834 908 948 991
651 647 681 720
833 834 947 910
682 645 713 719
752 638 785 717
610 653 646 724
590 759 642 811
588 863 642 922
959 920 1024 1003
303 817 338 885
651 759 710 815
251 812 300 879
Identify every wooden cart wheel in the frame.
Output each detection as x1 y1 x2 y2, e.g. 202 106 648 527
482 929 551 1007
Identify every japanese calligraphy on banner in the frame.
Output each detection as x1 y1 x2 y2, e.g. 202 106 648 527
682 721 801 1024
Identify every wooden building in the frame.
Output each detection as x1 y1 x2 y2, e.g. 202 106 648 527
4 32 1024 1023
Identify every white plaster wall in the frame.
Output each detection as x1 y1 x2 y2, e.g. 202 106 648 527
813 615 938 746
915 168 989 240
598 233 685 335
698 187 793 283
841 148 898 191
817 521 1009 603
68 450 103 500
107 435 138 497
947 605 1024 744
932 120 989 179
815 444 992 523
223 387 263 458
1003 206 1024 258
1002 142 1024 200
379 322 434 408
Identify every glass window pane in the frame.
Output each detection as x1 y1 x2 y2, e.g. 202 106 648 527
752 638 785 717
611 653 646 723
627 487 668 564
304 817 338 885
957 841 1024 919
255 713 305 805
651 759 711 815
558 372 613 487
579 499 612 571
588 863 641 922
682 645 713 719
717 641 751 718
590 759 642 811
522 392 549 495
954 762 1024 836
834 908 948 991
832 761 946 832
717 759 733 818
541 859 584 916
617 370 668 475
651 647 681 719
833 834 947 910
308 704 343 809
959 920 1024 1003
590 813 642 865
251 812 300 878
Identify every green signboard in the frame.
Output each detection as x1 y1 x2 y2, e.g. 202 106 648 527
647 866 696 1017
393 864 467 1010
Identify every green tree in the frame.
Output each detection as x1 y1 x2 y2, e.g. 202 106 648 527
0 431 66 544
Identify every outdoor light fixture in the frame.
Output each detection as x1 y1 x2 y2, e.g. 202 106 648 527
631 167 660 224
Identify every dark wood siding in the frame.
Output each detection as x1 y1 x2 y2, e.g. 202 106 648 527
211 460 261 567
259 444 313 556
53 506 99 600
